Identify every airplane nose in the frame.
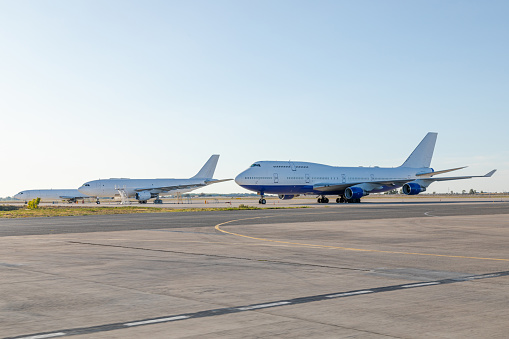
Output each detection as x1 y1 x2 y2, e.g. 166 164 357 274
235 170 247 185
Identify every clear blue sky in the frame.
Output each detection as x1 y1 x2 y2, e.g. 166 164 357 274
1 0 508 196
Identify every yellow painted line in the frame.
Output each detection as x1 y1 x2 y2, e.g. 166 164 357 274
215 217 509 262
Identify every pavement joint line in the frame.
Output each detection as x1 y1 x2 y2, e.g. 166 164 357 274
6 270 509 339
66 241 368 271
214 218 509 262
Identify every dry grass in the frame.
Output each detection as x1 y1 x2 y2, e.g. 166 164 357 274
0 205 306 218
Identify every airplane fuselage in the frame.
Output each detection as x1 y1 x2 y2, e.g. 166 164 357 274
78 178 207 198
14 189 89 202
235 161 428 196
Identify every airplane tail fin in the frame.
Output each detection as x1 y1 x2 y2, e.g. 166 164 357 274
400 132 438 168
192 155 220 179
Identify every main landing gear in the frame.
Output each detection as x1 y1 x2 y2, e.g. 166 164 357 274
317 196 329 203
154 199 163 204
258 193 266 204
335 195 361 203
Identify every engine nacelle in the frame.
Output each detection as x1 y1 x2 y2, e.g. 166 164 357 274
402 182 426 195
278 194 296 200
345 186 365 200
135 191 152 201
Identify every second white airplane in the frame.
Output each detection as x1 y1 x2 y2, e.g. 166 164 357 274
235 133 496 204
78 155 231 204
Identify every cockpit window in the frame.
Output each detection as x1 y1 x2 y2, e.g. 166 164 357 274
18 192 23 194
250 163 261 167
82 183 90 187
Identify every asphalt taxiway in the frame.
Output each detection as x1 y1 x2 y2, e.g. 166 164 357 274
1 201 508 338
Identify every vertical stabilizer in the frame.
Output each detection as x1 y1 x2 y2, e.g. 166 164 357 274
400 132 438 168
192 155 220 179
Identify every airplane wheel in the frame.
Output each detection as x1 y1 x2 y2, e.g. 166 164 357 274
336 198 340 203
317 198 322 203
96 201 101 204
261 199 266 204
324 198 329 203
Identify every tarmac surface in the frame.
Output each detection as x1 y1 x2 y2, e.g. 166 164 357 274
1 200 509 338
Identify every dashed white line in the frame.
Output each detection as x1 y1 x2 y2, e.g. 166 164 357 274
237 301 291 311
326 290 374 298
402 282 440 288
124 315 190 327
463 274 501 280
19 333 66 339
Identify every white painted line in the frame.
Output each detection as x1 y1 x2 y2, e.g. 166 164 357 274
124 315 189 327
326 290 373 298
402 282 440 288
19 333 66 339
464 274 501 280
237 301 291 311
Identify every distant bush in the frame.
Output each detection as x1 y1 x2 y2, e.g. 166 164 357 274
27 198 41 209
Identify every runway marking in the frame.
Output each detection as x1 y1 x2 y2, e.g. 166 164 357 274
18 333 66 339
214 218 509 262
402 282 440 288
237 301 291 310
125 315 190 326
8 270 509 339
326 290 373 298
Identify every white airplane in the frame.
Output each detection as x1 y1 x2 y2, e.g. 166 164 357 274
78 154 231 204
235 133 496 204
14 189 90 203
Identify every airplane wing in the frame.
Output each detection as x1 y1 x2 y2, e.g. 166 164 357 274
59 196 82 199
416 169 496 183
134 183 207 192
313 170 496 192
134 179 232 193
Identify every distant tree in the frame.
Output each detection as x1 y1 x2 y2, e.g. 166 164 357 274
469 189 476 194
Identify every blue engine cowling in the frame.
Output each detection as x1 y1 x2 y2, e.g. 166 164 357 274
135 191 152 201
345 187 365 200
278 194 296 200
402 182 426 195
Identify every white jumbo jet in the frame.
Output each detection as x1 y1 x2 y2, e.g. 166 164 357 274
78 154 231 204
235 133 496 204
14 189 90 203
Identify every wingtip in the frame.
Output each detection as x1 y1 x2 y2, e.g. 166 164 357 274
485 169 497 177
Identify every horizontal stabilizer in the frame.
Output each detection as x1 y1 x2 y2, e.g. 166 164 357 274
416 166 467 178
205 179 233 185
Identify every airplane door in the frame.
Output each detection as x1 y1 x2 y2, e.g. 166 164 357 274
342 174 346 183
290 162 296 171
274 173 279 183
305 174 310 183
370 174 374 181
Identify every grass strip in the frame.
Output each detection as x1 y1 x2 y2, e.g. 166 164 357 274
0 205 308 218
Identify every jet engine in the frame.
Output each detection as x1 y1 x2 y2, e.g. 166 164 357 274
278 194 297 200
402 182 426 195
135 191 152 201
344 186 366 200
